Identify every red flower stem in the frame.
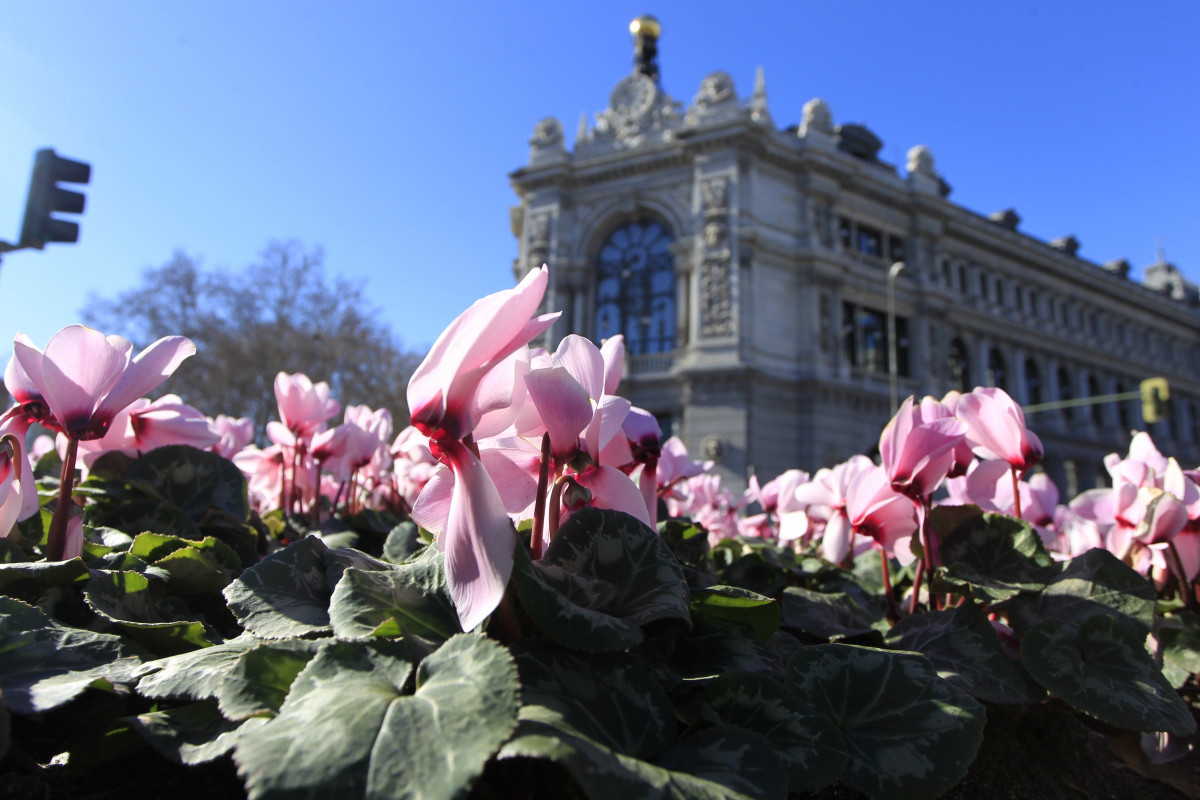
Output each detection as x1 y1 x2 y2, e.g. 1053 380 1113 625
878 545 898 622
547 476 566 542
910 556 925 615
47 437 79 561
1011 467 1023 521
1167 541 1196 611
921 496 941 611
531 434 551 560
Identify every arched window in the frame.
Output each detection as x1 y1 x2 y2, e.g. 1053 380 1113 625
1025 359 1042 406
948 338 970 392
987 349 1007 391
594 219 675 355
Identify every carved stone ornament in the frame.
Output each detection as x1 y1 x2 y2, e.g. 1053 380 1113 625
701 176 728 215
530 117 564 150
906 145 937 177
693 71 736 109
701 434 727 462
799 98 833 136
527 213 551 268
700 221 733 338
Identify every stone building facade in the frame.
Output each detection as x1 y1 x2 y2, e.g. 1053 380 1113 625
508 17 1200 497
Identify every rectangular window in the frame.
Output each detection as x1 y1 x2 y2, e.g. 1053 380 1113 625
843 302 909 377
838 217 853 249
888 236 906 263
857 225 882 257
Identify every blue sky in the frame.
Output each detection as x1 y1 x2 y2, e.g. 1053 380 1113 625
2 2 1197 359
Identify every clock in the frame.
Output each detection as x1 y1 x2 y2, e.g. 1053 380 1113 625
610 74 656 122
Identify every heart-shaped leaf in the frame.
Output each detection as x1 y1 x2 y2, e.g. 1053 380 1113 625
933 513 1057 603
84 569 215 655
223 536 334 639
885 603 1039 704
785 644 986 800
1006 547 1156 639
700 671 847 792
328 547 458 649
136 633 262 701
512 640 675 759
779 586 887 643
1021 615 1195 736
236 635 518 800
0 596 144 714
690 586 780 642
217 639 325 720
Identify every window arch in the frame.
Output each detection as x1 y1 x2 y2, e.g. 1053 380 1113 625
948 338 970 392
594 219 676 355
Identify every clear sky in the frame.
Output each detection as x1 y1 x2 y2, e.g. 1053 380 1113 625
2 2 1197 359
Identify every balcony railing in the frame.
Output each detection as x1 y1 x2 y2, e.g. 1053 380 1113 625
628 350 676 375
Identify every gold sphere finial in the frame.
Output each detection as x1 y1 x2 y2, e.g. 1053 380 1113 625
629 14 661 39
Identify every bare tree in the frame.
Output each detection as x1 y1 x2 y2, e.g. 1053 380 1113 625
83 241 423 434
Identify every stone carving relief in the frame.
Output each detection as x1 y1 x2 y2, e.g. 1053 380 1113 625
527 213 552 270
906 145 936 178
799 98 833 137
693 71 736 109
529 118 565 163
581 74 683 153
699 175 735 338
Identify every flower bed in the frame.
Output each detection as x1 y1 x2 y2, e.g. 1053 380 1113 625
1 272 1198 799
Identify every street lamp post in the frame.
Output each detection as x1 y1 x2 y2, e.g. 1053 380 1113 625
887 261 906 413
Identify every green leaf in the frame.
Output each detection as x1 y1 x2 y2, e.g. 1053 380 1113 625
671 617 779 681
383 521 426 564
1158 611 1200 688
136 633 262 700
932 513 1058 603
217 639 324 720
700 671 846 792
1006 547 1157 639
513 508 692 652
1021 615 1196 736
501 713 781 800
513 640 675 759
690 586 780 642
658 518 718 588
885 604 1039 704
328 548 459 651
541 508 691 630
779 586 887 643
0 596 144 714
235 635 518 800
83 569 215 655
129 698 267 765
786 644 986 800
126 444 251 523
223 536 334 639
0 557 89 593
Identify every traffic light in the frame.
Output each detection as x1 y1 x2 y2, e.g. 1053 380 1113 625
1140 377 1170 424
18 148 91 250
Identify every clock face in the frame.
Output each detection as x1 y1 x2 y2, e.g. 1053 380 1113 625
610 74 656 122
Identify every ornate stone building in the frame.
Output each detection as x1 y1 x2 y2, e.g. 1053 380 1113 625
508 15 1200 497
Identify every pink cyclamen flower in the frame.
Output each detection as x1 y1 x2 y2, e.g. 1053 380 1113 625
407 266 559 631
269 372 340 444
956 387 1043 473
879 396 967 499
13 326 195 441
210 415 256 460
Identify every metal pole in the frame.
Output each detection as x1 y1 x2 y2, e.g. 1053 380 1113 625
887 261 906 412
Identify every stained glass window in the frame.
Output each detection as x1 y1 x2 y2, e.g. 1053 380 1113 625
594 220 675 354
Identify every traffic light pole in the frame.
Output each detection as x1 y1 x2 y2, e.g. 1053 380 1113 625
0 148 91 263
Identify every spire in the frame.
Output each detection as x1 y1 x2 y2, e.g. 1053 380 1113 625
630 15 662 83
750 66 771 125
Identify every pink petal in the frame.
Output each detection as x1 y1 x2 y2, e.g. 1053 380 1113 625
32 326 128 434
523 367 593 461
93 335 196 428
600 335 625 395
551 335 605 401
440 438 517 631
